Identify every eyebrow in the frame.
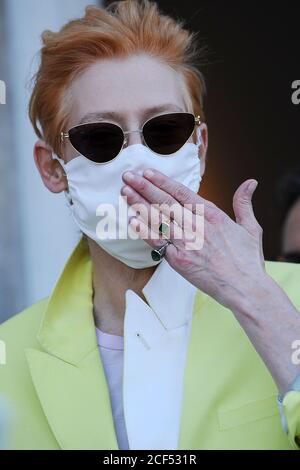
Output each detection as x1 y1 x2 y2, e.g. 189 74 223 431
77 104 184 126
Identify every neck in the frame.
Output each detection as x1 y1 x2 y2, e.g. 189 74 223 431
88 238 157 336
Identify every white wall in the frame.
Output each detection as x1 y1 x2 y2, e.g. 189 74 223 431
4 0 99 311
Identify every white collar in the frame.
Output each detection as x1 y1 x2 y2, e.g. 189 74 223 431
123 258 197 450
140 258 197 331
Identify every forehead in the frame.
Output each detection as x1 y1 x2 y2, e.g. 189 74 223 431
68 54 188 126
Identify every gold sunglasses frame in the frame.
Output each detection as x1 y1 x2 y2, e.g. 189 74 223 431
60 111 201 165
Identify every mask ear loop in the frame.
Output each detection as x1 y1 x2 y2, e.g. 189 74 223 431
195 126 202 148
52 153 66 174
195 126 203 184
52 153 73 206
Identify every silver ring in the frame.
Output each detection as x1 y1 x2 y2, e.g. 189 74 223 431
151 240 171 262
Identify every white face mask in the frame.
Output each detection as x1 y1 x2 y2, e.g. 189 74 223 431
54 135 202 269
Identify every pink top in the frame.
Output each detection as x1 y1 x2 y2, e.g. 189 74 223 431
96 327 129 450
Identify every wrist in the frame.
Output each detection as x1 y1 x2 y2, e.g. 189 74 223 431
229 271 278 321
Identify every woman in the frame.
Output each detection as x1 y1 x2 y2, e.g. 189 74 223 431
0 0 299 450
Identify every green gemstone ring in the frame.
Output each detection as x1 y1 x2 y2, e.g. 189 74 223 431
151 241 171 261
159 221 170 235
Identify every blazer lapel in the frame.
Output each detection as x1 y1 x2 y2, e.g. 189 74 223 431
25 347 119 450
178 289 211 450
25 238 119 449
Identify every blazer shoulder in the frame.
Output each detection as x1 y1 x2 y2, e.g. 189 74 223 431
0 297 49 349
192 261 300 327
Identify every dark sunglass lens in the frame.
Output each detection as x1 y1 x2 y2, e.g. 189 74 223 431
68 123 124 163
143 113 195 155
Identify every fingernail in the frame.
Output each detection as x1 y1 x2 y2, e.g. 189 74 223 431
144 169 154 179
123 171 135 182
248 180 258 192
121 185 133 196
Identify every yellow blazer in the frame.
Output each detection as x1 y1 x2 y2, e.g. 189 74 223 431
0 238 299 450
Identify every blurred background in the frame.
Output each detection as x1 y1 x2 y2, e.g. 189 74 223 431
0 0 299 322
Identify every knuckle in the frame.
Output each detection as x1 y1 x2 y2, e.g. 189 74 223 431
163 195 176 208
175 249 190 268
174 185 190 203
208 209 225 225
155 173 165 186
138 179 148 192
206 200 217 210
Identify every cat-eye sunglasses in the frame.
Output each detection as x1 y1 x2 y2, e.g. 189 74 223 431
60 112 201 164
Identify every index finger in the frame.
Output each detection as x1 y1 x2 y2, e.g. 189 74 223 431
142 168 216 213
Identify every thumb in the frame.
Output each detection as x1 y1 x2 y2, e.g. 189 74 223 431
233 179 260 237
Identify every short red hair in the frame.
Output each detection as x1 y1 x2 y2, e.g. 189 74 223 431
28 0 206 156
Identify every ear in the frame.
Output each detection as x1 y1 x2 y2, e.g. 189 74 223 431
197 122 208 178
33 140 68 193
